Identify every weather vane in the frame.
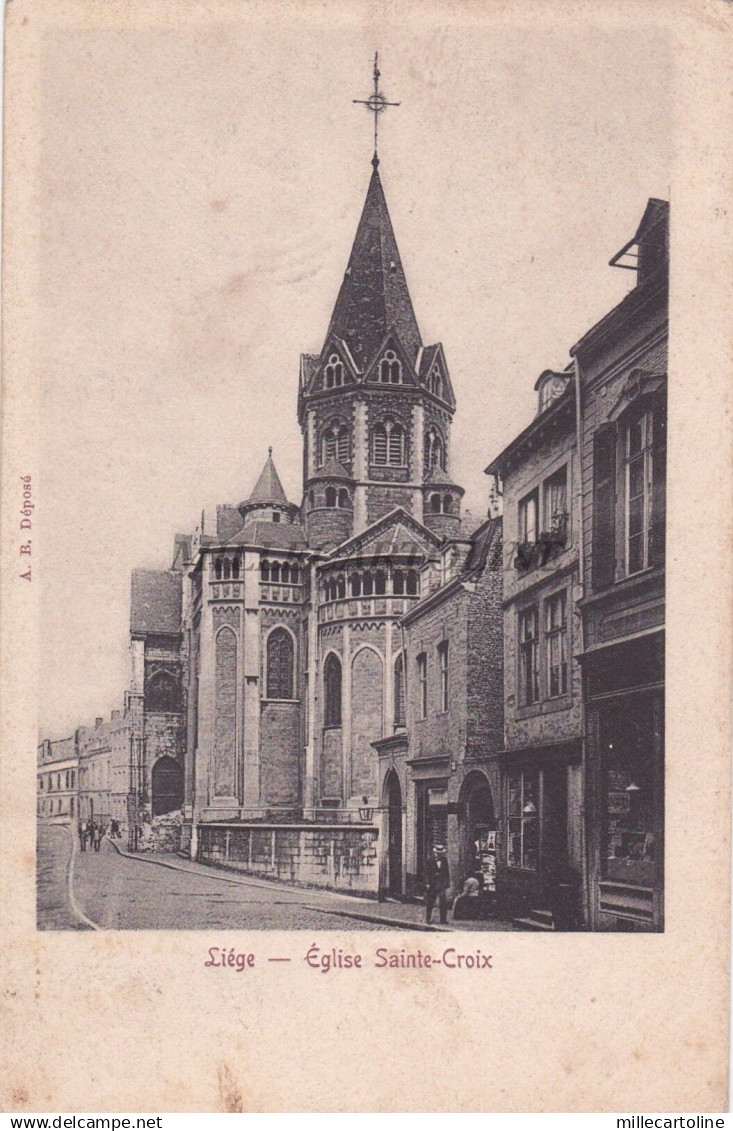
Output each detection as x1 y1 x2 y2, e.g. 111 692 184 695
353 52 400 164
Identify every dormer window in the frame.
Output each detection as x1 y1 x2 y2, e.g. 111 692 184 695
537 373 568 414
324 354 344 389
379 350 402 384
429 366 443 398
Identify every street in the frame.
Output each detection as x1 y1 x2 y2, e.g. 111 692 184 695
37 823 517 932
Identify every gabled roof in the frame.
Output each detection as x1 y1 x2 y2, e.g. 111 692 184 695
326 162 422 370
246 450 290 507
325 506 441 565
216 506 244 541
130 570 182 636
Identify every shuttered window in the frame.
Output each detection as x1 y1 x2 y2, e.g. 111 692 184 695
592 425 617 591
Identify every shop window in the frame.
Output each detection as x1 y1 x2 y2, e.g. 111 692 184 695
545 591 568 698
601 696 659 887
519 606 540 705
507 769 539 871
324 653 342 727
437 641 449 713
417 653 428 719
267 628 294 700
394 653 405 727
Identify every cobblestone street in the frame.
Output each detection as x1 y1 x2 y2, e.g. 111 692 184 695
37 823 517 932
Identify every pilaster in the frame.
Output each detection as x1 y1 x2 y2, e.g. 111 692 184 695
342 622 352 803
242 549 261 807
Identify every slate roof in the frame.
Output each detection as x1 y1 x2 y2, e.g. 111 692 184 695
327 162 422 369
227 521 308 550
246 451 290 507
130 570 182 635
216 505 244 540
423 465 464 489
310 457 353 481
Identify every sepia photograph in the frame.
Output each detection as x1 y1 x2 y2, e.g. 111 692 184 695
32 25 669 935
3 0 730 1114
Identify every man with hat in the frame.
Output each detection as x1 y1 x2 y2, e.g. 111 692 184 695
425 843 450 925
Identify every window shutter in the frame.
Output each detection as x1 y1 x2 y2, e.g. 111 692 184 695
650 402 667 567
389 425 404 465
373 427 387 465
592 425 617 591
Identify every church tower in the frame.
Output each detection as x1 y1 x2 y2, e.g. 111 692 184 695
298 155 463 551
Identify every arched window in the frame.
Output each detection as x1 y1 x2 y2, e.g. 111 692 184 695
321 419 350 466
281 563 290 584
146 671 181 713
337 575 346 599
406 570 418 596
379 350 402 383
270 562 281 583
261 560 270 582
267 628 294 700
393 570 405 595
324 354 344 389
290 566 300 585
424 428 446 472
214 558 223 580
324 653 342 727
430 368 443 398
338 488 349 509
222 558 231 580
372 418 406 466
443 494 453 514
231 556 240 579
375 571 386 595
350 573 361 597
430 493 441 514
394 653 405 726
362 572 374 597
325 486 337 508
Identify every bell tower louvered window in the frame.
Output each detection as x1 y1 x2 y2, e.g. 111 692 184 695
321 419 350 466
372 418 406 466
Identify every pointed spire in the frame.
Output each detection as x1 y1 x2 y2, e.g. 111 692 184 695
247 449 289 506
326 163 422 369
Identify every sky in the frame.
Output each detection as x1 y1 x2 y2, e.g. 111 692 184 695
37 17 671 737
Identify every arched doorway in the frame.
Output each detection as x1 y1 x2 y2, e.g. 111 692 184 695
385 771 403 897
152 756 184 817
460 772 496 891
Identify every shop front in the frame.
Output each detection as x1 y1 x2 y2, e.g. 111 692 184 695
584 632 664 930
496 743 582 925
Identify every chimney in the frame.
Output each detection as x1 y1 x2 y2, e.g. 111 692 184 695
95 717 103 728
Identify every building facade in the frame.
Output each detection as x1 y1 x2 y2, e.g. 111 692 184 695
37 736 78 822
574 200 668 931
374 518 504 901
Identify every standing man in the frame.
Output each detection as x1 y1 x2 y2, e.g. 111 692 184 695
425 844 450 925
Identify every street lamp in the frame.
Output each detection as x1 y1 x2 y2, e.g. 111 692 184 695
358 795 374 823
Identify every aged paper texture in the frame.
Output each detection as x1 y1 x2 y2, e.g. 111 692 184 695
1 0 731 1113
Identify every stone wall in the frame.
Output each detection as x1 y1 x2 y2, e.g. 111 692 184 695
260 701 300 805
198 823 379 896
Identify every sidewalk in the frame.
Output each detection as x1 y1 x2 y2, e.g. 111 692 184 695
106 838 517 932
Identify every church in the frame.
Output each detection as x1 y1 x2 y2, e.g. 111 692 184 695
124 134 502 897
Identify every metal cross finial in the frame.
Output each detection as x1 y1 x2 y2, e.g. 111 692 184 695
353 52 400 163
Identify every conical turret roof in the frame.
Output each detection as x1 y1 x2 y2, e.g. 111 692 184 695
327 160 422 369
247 449 289 507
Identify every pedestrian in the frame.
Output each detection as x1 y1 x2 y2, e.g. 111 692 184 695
425 843 450 925
93 823 104 852
78 820 86 852
87 819 96 852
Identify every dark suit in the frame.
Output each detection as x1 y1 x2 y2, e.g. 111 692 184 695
425 853 450 923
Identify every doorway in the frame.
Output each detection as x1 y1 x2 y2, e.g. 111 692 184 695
385 771 403 896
